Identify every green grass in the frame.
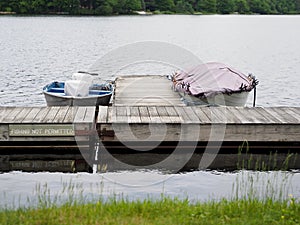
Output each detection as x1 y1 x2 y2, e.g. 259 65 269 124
0 197 299 225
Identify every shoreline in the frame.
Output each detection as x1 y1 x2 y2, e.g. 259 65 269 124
1 12 300 16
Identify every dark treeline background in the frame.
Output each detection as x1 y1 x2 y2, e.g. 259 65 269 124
0 0 300 15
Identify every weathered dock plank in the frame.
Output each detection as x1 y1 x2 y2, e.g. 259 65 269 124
254 107 283 123
204 107 226 123
246 107 273 123
42 106 60 123
263 107 295 124
237 107 270 124
2 108 23 123
272 107 300 123
139 106 151 123
74 107 87 123
212 107 237 124
148 106 163 123
0 107 16 123
33 107 52 123
196 107 223 124
165 106 182 123
156 106 173 123
98 106 108 123
192 107 213 124
63 107 78 123
14 107 33 123
114 75 184 106
53 106 70 123
183 107 201 123
129 106 141 123
284 108 300 122
84 107 96 124
22 107 42 123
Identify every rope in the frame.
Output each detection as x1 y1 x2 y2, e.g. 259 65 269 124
253 86 257 107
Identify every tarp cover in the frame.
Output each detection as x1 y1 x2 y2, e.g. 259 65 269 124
72 73 94 84
173 62 256 98
64 80 90 97
64 73 94 97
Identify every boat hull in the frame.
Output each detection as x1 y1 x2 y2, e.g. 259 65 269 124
44 92 113 106
44 92 73 106
179 91 250 107
73 94 112 106
43 82 113 106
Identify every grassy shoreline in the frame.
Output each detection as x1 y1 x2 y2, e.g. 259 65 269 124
1 164 298 224
1 197 299 225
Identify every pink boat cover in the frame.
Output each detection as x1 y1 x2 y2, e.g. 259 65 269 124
173 62 256 98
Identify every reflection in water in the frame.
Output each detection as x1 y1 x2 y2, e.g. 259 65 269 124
0 170 299 209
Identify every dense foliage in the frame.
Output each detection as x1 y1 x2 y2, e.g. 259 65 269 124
0 0 299 15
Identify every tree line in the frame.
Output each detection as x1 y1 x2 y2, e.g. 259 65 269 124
1 0 300 15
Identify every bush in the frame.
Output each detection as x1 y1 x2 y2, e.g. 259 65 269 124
95 3 113 15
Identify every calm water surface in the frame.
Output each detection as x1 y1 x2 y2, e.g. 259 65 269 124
0 15 300 207
1 170 299 209
0 15 300 106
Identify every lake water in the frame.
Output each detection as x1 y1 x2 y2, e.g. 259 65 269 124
1 170 299 209
0 15 300 208
1 15 300 106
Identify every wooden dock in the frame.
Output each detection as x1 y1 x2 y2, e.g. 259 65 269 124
97 105 300 142
97 76 300 171
96 105 300 171
99 76 300 142
1 75 300 172
0 106 95 172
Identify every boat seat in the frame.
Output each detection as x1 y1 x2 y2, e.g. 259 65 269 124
89 90 111 95
49 87 64 93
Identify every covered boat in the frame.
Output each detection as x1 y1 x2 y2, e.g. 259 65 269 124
43 72 114 106
171 62 258 106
